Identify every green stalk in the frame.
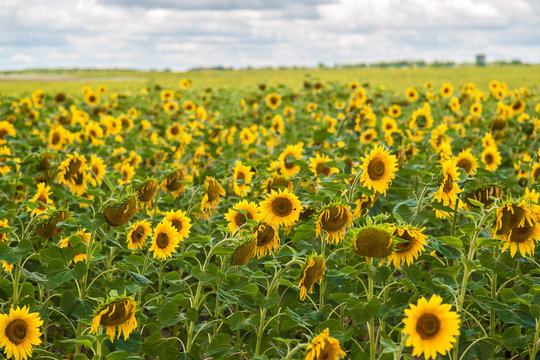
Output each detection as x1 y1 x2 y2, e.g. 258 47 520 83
530 318 540 360
489 247 498 336
367 258 375 360
320 238 326 310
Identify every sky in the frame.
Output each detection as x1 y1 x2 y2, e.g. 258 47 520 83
1 0 539 70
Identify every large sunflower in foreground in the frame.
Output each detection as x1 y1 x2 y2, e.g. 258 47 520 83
0 306 43 360
149 220 180 259
402 295 460 360
253 222 280 258
259 188 302 227
316 204 353 244
384 225 428 267
494 200 540 257
298 256 326 301
359 145 398 195
225 200 260 233
90 297 137 342
305 328 346 360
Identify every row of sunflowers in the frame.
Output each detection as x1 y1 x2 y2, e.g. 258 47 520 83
0 77 539 360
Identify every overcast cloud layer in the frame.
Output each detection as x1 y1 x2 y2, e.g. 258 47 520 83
1 0 539 70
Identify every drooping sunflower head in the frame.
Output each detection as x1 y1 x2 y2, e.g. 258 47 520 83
494 199 540 257
0 305 43 360
225 200 260 233
33 208 71 239
163 209 192 241
454 148 478 175
316 203 354 244
149 220 180 259
266 175 293 193
230 235 257 265
253 222 280 258
90 296 137 342
136 178 159 204
298 255 326 301
201 176 226 213
259 188 302 227
305 328 346 360
385 224 428 268
102 193 139 227
126 220 152 250
161 167 188 198
402 295 460 360
359 144 398 195
353 224 393 258
464 184 502 208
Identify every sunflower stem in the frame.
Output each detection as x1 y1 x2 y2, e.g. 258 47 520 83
367 257 376 360
319 238 326 310
255 307 267 355
489 247 498 337
530 318 540 360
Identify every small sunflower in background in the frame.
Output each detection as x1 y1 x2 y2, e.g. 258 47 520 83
259 188 302 227
470 102 482 118
481 146 501 171
84 91 99 106
161 167 189 199
201 176 226 214
359 144 398 195
163 210 192 241
232 161 254 197
433 159 462 218
304 328 346 360
360 128 377 144
183 100 196 112
149 220 181 259
90 296 137 342
309 153 338 180
388 104 401 118
384 224 428 267
454 148 478 175
298 255 326 301
278 143 303 178
253 222 279 258
265 93 282 110
126 220 152 250
0 121 16 145
163 101 179 115
88 154 106 186
406 87 418 102
179 78 191 89
118 163 135 186
0 305 43 360
315 204 353 244
160 90 174 102
440 83 453 98
225 200 260 233
59 229 90 263
30 182 52 215
402 295 460 360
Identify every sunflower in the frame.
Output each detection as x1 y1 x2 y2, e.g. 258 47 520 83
388 105 401 118
316 204 353 244
179 78 191 89
136 178 159 206
298 256 326 301
454 148 478 175
233 161 254 196
353 225 393 258
1 261 13 272
279 143 303 178
384 225 427 267
0 146 12 176
88 155 106 186
465 184 502 208
97 85 107 94
34 209 71 238
59 229 91 263
470 102 482 118
161 167 188 199
309 154 338 179
84 121 104 146
305 328 346 360
57 152 88 195
402 295 460 360
183 100 196 112
163 209 192 241
126 220 152 250
406 88 418 102
494 200 540 257
353 193 379 217
225 200 260 233
166 123 183 140
0 219 10 242
253 222 280 258
48 126 66 150
410 108 433 130
259 188 302 227
266 93 282 110
359 145 398 195
382 116 398 133
440 83 453 98
0 305 43 360
201 176 226 213
30 182 52 215
266 175 293 193
240 127 257 145
231 236 257 265
271 114 284 133
160 90 174 102
511 98 526 114
90 297 137 342
360 129 377 144
481 146 502 171
118 163 134 186
84 91 100 106
149 220 181 259
163 101 179 115
433 159 462 218
0 121 16 145
103 195 138 227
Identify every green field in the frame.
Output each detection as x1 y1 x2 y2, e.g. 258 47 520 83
1 65 538 96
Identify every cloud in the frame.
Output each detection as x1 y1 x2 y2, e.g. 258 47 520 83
0 0 538 70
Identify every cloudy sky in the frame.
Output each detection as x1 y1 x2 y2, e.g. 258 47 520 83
1 0 539 70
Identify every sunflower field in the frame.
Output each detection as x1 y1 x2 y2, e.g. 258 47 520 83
0 78 539 360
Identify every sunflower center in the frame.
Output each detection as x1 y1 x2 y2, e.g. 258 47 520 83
171 126 179 135
533 167 540 181
170 219 183 231
100 300 133 326
206 182 222 202
367 158 386 180
236 171 246 181
510 223 534 243
499 206 527 234
443 175 454 193
73 171 85 186
6 319 27 344
166 174 184 191
415 115 427 128
156 233 169 249
416 313 440 339
303 258 325 288
131 226 146 244
37 192 47 210
256 224 275 247
284 155 296 169
137 181 158 202
235 211 253 227
456 158 472 174
89 95 96 102
316 162 332 177
65 159 83 180
354 228 393 258
317 340 333 360
321 206 349 233
485 153 494 164
0 129 7 139
394 230 416 252
272 197 293 217
270 96 278 105
52 132 61 145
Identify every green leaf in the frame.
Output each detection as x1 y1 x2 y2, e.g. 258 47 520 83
128 271 152 284
438 236 463 249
